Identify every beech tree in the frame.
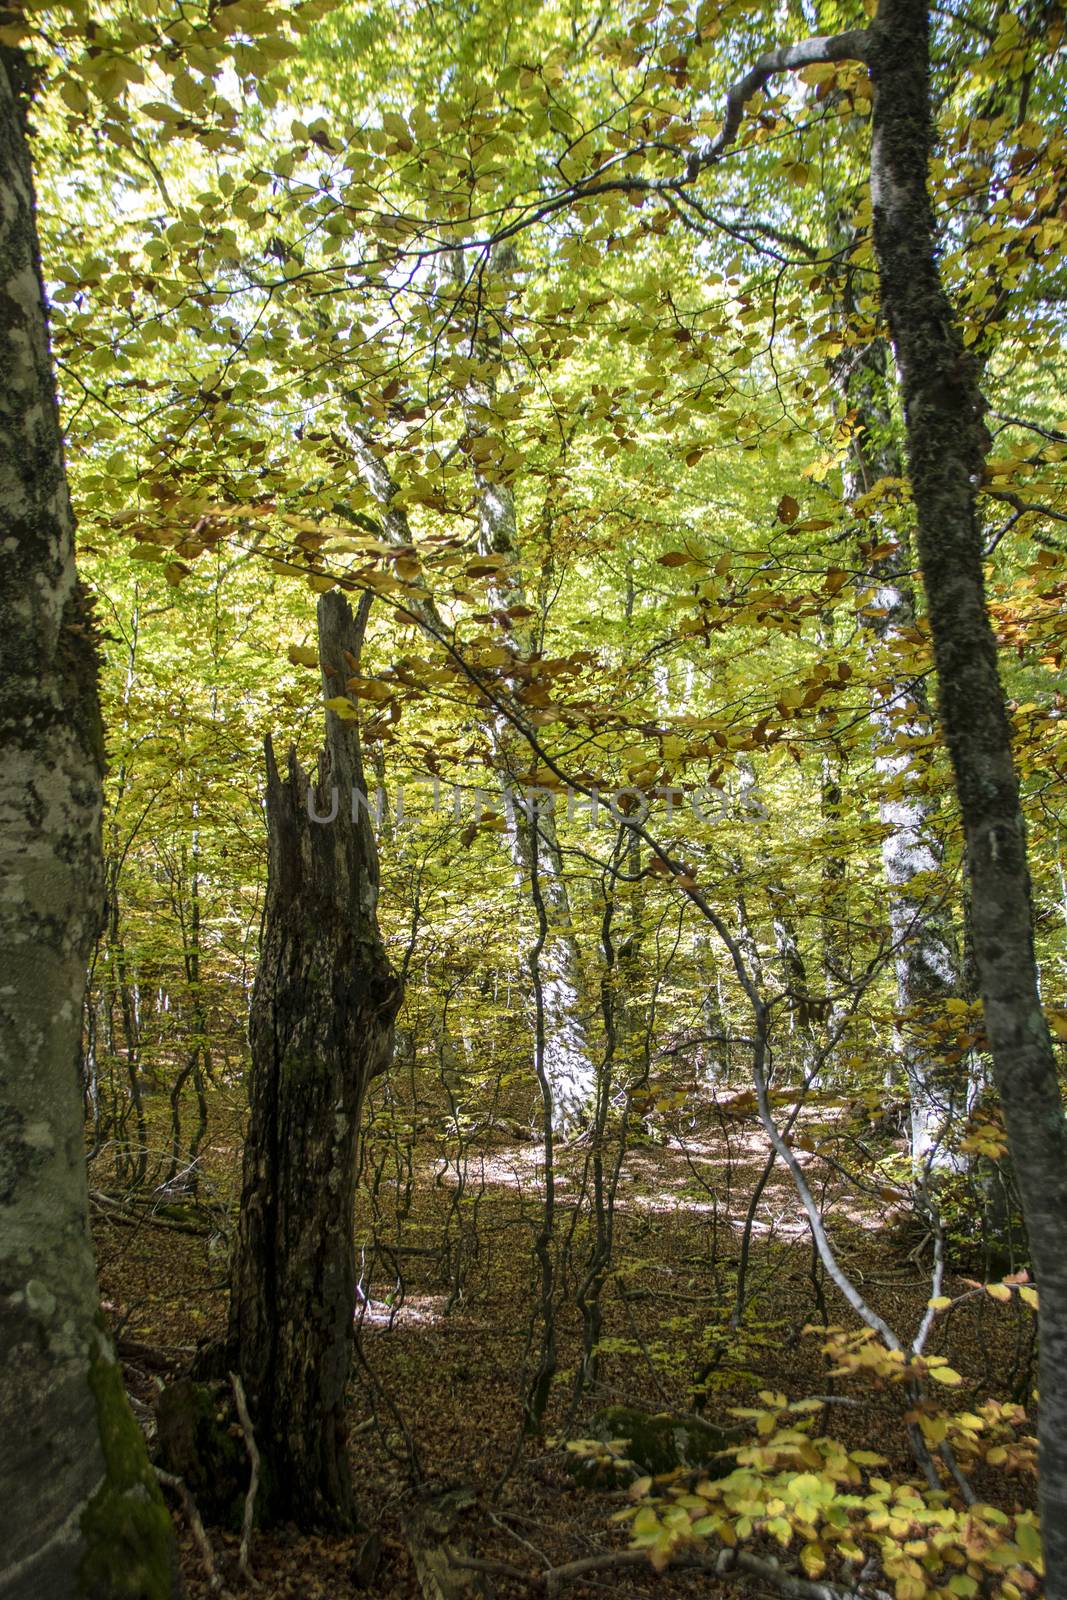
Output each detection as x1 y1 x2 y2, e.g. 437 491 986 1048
0 45 176 1600
349 414 597 1137
866 0 1067 1572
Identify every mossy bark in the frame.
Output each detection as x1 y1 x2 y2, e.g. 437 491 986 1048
156 1379 249 1532
0 46 177 1600
79 1340 178 1600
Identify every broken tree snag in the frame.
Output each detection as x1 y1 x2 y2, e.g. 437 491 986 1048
228 590 403 1531
867 0 1067 1582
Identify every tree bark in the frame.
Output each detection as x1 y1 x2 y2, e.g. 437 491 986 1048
227 590 402 1530
452 250 597 1135
840 336 967 1165
348 416 597 1134
0 47 177 1600
869 0 1067 1579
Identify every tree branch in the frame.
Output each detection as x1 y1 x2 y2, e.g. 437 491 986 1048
982 487 1067 526
686 30 872 179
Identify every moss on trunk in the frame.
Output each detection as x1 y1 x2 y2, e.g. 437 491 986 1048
79 1337 178 1600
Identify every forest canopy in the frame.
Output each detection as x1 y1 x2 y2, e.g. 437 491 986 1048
0 0 1065 1597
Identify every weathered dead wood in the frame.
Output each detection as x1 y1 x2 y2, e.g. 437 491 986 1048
227 591 403 1529
230 1372 260 1584
402 1487 481 1600
156 1469 221 1592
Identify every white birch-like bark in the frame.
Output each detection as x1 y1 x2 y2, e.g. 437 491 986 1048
347 406 597 1135
840 337 967 1166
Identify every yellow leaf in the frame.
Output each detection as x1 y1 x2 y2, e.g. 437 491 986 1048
346 677 392 703
1048 1010 1067 1040
800 1542 826 1578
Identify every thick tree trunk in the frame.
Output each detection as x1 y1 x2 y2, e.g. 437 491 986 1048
228 590 402 1531
869 0 1067 1579
0 49 177 1600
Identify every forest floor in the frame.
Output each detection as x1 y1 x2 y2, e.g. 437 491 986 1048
90 1093 1036 1600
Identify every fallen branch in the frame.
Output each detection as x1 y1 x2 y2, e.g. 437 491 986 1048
230 1372 260 1584
156 1468 221 1591
90 1189 214 1237
454 1542 895 1600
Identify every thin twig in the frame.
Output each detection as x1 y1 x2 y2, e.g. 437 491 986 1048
230 1372 260 1584
156 1469 221 1591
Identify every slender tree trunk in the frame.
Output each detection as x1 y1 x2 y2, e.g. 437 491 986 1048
107 897 148 1189
227 591 402 1530
348 416 596 1134
0 48 177 1599
819 746 849 1002
840 337 966 1164
477 455 594 1133
501 785 596 1134
869 0 1067 1578
168 820 209 1191
459 285 597 1134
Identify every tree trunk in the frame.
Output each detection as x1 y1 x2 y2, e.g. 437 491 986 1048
166 816 210 1193
869 0 1067 1578
348 416 597 1135
227 590 402 1531
0 47 177 1600
452 256 597 1135
840 336 967 1165
501 782 596 1135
